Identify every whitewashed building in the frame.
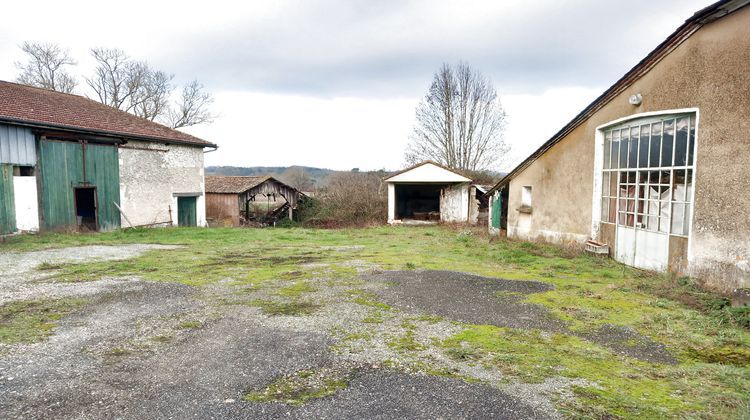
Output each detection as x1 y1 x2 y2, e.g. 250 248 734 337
384 161 482 224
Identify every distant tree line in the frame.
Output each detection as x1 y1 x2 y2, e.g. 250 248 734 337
14 41 213 129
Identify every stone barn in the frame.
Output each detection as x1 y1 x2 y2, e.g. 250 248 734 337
486 0 750 292
204 176 304 226
385 161 484 225
0 81 216 233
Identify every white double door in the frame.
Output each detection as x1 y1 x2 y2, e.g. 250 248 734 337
615 226 669 271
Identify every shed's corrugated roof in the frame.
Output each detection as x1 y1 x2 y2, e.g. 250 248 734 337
204 176 271 194
486 0 749 196
0 80 215 147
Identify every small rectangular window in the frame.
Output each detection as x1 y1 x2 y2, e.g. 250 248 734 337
13 166 35 177
521 186 532 207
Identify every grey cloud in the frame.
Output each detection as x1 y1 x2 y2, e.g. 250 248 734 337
156 0 709 98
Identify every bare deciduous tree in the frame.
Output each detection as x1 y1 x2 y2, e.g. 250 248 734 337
15 42 77 93
280 167 315 192
405 62 507 171
168 80 215 128
132 69 173 121
86 48 140 110
87 48 173 121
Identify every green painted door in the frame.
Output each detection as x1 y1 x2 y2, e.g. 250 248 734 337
491 193 502 229
85 143 121 231
0 164 16 234
177 196 197 227
38 140 121 231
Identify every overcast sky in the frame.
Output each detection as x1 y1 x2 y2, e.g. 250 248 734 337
0 0 709 171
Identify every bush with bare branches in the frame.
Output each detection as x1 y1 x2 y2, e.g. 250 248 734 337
300 172 387 226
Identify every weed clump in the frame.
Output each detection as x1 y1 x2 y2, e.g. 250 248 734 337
252 300 320 316
244 367 353 406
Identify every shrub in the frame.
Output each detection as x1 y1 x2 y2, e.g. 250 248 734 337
299 172 387 226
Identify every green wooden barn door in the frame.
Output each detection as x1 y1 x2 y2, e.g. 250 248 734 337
39 140 121 231
39 140 83 230
0 164 16 234
491 193 502 229
85 143 121 231
177 196 197 227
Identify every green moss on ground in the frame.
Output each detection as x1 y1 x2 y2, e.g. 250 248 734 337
0 298 86 344
251 300 320 316
4 226 749 417
244 367 352 406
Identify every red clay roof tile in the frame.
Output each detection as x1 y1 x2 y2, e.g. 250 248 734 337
0 80 215 147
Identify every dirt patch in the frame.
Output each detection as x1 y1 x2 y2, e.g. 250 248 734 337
286 369 550 419
363 270 564 331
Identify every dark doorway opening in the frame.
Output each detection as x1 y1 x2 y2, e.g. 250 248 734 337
75 187 98 231
395 184 443 220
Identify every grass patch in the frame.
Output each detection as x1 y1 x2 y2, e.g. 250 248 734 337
178 320 203 330
0 298 85 344
244 367 352 406
150 334 172 343
104 347 132 357
387 329 426 352
351 291 391 311
251 300 320 316
37 261 64 270
442 325 750 418
276 281 318 297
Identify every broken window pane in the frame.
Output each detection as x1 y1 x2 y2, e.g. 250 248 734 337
673 169 687 201
629 126 639 168
604 132 611 169
688 115 696 165
674 117 689 167
601 197 609 222
650 122 662 168
661 119 674 167
612 130 620 169
602 172 610 196
639 124 650 168
671 203 685 236
619 129 629 168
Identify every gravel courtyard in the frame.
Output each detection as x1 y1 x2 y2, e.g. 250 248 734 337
0 227 747 419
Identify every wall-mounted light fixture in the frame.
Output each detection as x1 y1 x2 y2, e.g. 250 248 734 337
628 93 643 106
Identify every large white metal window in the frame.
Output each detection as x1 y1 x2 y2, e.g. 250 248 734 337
601 113 695 237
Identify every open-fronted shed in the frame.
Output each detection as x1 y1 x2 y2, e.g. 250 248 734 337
205 176 304 226
384 161 484 224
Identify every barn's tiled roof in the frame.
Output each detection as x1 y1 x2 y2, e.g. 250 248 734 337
0 80 215 147
204 176 271 194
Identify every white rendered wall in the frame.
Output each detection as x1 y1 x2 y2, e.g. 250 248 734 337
439 183 469 222
387 183 396 223
119 141 207 227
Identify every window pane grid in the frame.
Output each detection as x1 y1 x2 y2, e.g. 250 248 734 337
599 114 695 236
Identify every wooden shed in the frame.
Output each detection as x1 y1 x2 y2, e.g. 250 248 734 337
205 176 304 226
